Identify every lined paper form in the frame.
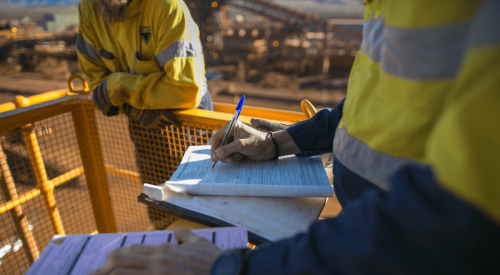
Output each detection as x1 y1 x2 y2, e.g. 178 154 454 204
26 227 248 275
146 145 333 198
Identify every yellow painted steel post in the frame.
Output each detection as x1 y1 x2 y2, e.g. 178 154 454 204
0 146 40 263
71 101 117 233
14 96 66 235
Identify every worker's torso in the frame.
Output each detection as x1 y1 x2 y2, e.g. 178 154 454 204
334 0 481 199
79 0 203 76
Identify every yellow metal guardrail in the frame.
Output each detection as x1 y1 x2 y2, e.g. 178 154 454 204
0 79 310 274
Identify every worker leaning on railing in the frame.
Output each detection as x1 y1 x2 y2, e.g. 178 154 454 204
94 0 500 274
76 0 213 227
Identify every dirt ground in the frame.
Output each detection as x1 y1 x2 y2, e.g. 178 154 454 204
0 59 343 274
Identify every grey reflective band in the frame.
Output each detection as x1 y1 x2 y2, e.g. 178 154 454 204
468 0 500 48
155 40 207 96
76 34 102 63
382 23 469 80
360 16 384 64
360 16 469 80
155 40 203 68
333 126 421 191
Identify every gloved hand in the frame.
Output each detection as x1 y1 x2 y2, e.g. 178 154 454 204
211 120 300 163
122 103 142 119
123 103 182 130
250 118 289 132
92 81 119 116
138 109 183 130
93 227 222 275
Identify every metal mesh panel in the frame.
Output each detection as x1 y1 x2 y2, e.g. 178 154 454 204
0 202 33 274
0 111 96 275
95 112 148 233
96 111 216 232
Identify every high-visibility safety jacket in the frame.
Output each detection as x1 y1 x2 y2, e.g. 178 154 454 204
337 0 484 193
333 0 500 219
76 0 207 110
240 0 500 274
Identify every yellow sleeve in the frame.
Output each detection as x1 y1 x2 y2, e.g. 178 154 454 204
76 0 109 91
426 0 500 222
106 0 204 110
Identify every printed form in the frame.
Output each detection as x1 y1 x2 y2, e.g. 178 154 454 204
146 145 332 197
26 227 247 275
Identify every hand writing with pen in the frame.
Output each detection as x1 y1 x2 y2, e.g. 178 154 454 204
210 119 301 164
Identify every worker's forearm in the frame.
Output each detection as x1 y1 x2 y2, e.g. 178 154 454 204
106 72 200 109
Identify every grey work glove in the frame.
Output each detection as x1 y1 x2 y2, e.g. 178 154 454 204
250 118 289 132
122 103 142 119
123 103 182 130
92 81 119 117
139 109 182 129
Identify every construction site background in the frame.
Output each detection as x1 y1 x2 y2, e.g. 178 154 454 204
0 0 359 273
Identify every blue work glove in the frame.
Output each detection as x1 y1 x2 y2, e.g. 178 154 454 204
92 81 119 117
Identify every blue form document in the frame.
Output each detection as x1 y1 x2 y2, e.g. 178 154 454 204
146 145 333 198
26 227 248 275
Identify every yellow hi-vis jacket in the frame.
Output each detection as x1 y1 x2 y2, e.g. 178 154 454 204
332 0 500 220
336 0 480 188
76 0 207 110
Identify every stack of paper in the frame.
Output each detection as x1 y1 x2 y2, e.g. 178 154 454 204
144 145 333 198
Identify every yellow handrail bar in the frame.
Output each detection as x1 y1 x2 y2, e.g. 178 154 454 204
104 165 141 182
0 102 16 113
0 189 41 215
213 102 307 123
0 89 72 114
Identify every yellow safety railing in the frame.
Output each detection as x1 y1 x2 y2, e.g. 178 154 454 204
0 82 309 274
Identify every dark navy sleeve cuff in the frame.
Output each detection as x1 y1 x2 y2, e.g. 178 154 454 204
286 99 345 156
286 116 333 156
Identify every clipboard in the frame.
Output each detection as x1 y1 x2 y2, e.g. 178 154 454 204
137 153 333 244
138 192 327 245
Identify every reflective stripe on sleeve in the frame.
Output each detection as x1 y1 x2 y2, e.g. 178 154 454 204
155 40 203 68
333 126 421 191
360 16 384 63
155 39 207 97
468 0 500 48
360 16 469 80
76 34 102 63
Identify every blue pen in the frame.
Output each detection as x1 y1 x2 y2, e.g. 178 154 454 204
212 95 245 169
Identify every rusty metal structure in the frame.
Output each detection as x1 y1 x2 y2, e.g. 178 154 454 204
0 25 77 71
192 0 362 77
1 0 361 76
